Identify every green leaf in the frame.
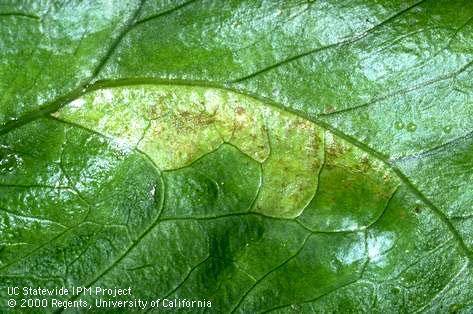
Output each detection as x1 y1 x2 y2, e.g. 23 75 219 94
1 1 473 313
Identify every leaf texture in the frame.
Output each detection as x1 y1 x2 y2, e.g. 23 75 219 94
1 1 473 313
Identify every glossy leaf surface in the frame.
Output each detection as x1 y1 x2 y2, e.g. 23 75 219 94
1 1 473 313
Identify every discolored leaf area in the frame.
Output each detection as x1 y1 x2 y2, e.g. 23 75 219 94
1 1 473 313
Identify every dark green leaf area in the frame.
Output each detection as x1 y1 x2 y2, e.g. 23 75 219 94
79 216 311 313
180 218 309 312
233 231 367 313
162 143 261 218
269 187 466 313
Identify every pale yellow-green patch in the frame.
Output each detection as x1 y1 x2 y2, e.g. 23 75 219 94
137 101 223 170
252 111 325 218
211 90 270 163
324 131 391 177
57 86 272 169
56 88 151 146
55 84 325 218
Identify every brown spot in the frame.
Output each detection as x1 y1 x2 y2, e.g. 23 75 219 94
414 206 421 214
148 104 163 119
172 110 216 131
357 160 371 172
234 122 244 131
235 106 245 115
326 141 350 158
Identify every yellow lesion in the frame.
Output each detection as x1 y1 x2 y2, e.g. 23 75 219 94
138 111 223 170
56 85 325 218
252 112 325 218
214 91 270 163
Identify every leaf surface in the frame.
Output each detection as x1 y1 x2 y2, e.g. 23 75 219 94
1 1 473 313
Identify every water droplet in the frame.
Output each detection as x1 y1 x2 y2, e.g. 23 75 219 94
406 122 417 132
443 125 452 133
394 121 404 129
